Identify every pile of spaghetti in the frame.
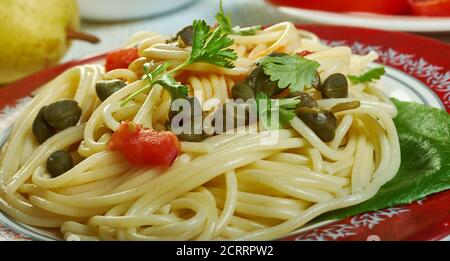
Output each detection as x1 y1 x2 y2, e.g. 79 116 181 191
0 8 400 241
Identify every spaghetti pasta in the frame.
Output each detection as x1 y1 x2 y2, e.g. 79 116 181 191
0 21 400 241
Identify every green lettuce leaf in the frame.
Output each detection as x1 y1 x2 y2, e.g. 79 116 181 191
316 99 450 222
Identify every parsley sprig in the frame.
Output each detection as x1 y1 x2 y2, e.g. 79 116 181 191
215 0 232 33
189 20 237 68
215 0 262 36
122 19 237 106
256 92 300 130
348 67 385 85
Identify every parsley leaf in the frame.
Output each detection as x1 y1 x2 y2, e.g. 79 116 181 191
348 67 385 84
215 0 232 33
276 97 300 127
154 75 189 100
214 0 261 36
256 92 299 129
189 20 237 68
259 55 320 92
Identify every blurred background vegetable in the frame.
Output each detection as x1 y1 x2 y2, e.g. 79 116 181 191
268 0 412 15
268 0 450 16
409 0 450 16
0 0 99 84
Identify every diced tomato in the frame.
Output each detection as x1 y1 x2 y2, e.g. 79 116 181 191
109 121 180 167
268 0 411 15
409 0 450 16
104 48 140 72
298 50 314 57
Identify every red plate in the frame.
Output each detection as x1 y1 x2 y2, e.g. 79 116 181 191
0 25 449 241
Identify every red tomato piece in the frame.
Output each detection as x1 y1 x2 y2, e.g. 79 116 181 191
104 48 140 72
409 0 450 16
298 50 314 57
109 121 181 167
268 0 411 15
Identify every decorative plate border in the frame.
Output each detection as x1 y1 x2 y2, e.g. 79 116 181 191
0 25 449 241
295 207 410 241
0 224 30 241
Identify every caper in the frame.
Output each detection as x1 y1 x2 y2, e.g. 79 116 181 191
46 150 73 178
215 102 249 133
165 119 206 142
246 66 282 96
231 81 255 101
167 97 207 141
168 115 207 142
32 106 56 144
321 73 348 98
287 91 318 108
174 116 207 142
173 25 194 47
330 100 361 113
296 107 337 142
43 100 82 130
168 96 202 121
96 79 126 101
311 71 321 91
178 132 208 142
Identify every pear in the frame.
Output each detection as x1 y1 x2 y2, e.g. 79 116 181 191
0 0 99 84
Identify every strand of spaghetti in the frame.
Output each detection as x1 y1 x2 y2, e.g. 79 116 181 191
323 157 355 175
74 65 103 122
90 214 183 228
248 160 349 186
214 195 301 220
136 34 169 54
212 171 237 237
133 84 163 128
54 175 126 196
208 187 309 210
228 215 268 231
133 196 208 240
194 187 218 240
230 31 283 45
266 153 310 165
28 195 110 218
351 126 368 193
152 91 171 123
61 221 98 236
104 68 138 83
1 190 58 218
0 195 68 227
330 114 353 149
